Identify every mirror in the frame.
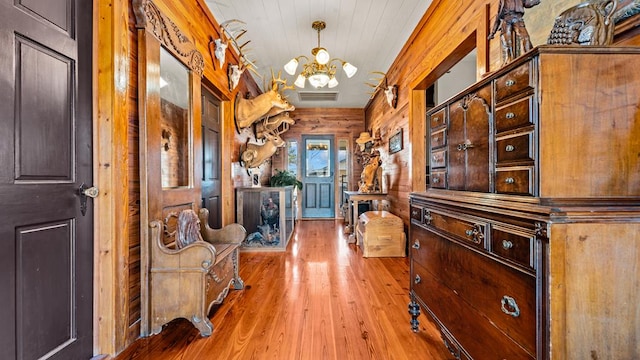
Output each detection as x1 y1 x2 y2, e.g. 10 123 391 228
160 47 190 188
428 49 477 108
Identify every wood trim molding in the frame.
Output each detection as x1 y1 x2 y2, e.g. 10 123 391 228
132 0 204 76
94 0 132 355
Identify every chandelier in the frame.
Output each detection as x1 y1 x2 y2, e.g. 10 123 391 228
283 21 358 89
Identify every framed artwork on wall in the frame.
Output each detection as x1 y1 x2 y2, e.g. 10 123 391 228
389 129 403 154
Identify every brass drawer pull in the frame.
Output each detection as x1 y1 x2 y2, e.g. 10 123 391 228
465 224 485 244
501 295 521 317
506 112 515 119
505 144 515 152
414 275 422 284
505 79 516 87
433 116 440 123
456 143 474 151
411 209 418 217
423 210 433 224
432 177 440 184
505 177 515 184
502 240 513 249
412 240 420 250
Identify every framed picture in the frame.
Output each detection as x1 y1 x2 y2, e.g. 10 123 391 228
389 129 403 154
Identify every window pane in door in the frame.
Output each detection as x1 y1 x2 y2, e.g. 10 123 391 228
305 139 330 177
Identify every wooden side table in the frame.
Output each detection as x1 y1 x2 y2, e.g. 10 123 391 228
343 191 388 242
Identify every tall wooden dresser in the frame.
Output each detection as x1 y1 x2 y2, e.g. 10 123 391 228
409 46 640 360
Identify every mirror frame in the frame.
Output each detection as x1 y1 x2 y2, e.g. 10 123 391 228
133 0 205 336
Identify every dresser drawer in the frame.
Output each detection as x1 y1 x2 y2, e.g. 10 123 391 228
495 96 534 133
430 170 446 188
429 108 447 129
430 128 446 148
496 167 534 196
430 148 446 168
495 62 533 102
491 227 535 270
496 132 534 164
411 233 536 358
424 209 486 248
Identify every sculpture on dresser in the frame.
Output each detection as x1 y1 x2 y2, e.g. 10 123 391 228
488 0 541 65
547 0 640 45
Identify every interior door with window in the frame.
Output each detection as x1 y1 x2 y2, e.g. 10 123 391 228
302 135 334 218
0 0 94 358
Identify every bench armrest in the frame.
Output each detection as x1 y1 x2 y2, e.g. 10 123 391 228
199 208 246 244
149 219 217 270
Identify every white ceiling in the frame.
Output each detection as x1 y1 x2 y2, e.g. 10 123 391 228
205 0 433 108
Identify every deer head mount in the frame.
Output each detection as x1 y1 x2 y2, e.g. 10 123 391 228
234 70 295 133
366 71 397 108
240 130 287 169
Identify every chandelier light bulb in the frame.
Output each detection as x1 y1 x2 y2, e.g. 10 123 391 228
315 48 330 65
342 62 358 78
294 74 306 88
328 76 339 88
284 58 299 75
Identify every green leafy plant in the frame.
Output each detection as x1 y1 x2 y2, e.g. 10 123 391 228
270 169 303 190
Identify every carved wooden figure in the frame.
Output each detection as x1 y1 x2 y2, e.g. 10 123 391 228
547 0 619 45
358 150 382 193
488 0 541 64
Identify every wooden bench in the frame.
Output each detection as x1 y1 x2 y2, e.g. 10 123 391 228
356 211 406 257
143 208 244 337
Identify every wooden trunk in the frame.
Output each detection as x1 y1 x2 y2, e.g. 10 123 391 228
356 211 406 258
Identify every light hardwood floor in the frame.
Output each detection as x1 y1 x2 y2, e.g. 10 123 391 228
115 220 453 359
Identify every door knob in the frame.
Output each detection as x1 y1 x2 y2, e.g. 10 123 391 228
77 183 99 216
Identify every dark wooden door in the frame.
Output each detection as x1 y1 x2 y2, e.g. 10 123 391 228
0 0 94 359
201 87 222 229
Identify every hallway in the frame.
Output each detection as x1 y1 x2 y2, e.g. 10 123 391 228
116 220 452 359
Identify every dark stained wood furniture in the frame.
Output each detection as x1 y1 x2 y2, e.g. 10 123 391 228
410 46 640 360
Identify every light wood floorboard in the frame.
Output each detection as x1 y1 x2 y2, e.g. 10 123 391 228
115 220 453 359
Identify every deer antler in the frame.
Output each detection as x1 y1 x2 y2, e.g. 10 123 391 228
366 71 388 98
271 70 289 91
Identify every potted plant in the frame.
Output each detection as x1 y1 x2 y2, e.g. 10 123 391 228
269 169 303 190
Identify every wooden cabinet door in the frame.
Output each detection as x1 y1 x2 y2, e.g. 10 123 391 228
446 86 491 192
